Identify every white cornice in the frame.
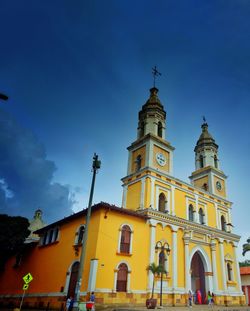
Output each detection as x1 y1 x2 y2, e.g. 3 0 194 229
121 166 232 206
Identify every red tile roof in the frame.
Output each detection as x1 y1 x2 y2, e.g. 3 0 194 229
240 266 250 275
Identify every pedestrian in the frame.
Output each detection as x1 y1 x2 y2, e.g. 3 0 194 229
211 292 215 305
68 296 74 311
197 289 202 304
207 291 212 306
86 292 95 311
66 296 73 311
188 290 193 307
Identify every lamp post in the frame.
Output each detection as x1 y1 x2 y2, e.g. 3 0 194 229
74 153 101 309
155 241 171 307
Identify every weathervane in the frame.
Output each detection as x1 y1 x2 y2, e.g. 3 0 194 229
202 116 207 123
152 66 161 87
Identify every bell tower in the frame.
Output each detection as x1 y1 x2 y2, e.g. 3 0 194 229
189 120 227 198
122 87 175 211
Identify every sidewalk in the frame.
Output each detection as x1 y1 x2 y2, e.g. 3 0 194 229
110 305 250 311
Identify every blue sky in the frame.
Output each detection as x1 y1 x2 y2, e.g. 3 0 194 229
0 0 249 260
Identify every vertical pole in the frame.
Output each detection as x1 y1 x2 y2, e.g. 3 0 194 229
19 290 26 311
74 154 101 309
160 272 163 306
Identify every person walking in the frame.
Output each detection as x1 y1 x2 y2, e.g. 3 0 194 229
207 291 212 306
188 290 193 307
86 292 95 311
66 296 73 311
197 289 202 304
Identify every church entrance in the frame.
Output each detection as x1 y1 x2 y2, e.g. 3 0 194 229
191 252 206 303
67 261 79 298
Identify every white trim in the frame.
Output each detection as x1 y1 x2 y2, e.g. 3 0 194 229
148 224 156 290
65 260 80 295
172 229 177 289
171 185 175 216
88 259 98 292
211 241 218 292
140 177 146 209
219 239 227 292
233 243 243 292
122 185 128 208
150 176 155 208
117 223 133 254
189 245 213 292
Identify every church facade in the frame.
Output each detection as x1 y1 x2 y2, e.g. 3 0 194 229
0 88 245 309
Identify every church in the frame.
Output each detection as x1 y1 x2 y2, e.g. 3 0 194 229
0 87 245 309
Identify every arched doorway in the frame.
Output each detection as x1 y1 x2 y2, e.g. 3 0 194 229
67 261 79 298
191 252 206 303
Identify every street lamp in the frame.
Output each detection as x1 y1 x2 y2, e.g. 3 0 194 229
155 241 171 307
74 153 101 309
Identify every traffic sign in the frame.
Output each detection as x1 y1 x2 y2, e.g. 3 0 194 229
23 273 33 284
23 284 29 290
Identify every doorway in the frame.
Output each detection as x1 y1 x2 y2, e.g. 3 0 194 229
191 252 206 303
67 261 80 298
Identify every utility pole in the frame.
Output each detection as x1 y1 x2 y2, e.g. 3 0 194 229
74 153 101 310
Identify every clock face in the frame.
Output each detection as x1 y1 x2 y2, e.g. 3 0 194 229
216 181 222 191
156 153 166 166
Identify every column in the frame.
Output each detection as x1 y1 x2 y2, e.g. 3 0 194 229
172 227 178 290
194 194 199 223
148 221 156 290
127 270 131 292
183 230 191 292
214 203 219 228
233 242 242 292
122 185 127 208
87 259 98 292
171 185 175 216
210 238 218 292
113 269 118 291
140 177 146 209
219 239 227 292
150 177 155 208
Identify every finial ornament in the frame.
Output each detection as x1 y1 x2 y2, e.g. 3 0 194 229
202 116 206 123
152 66 161 87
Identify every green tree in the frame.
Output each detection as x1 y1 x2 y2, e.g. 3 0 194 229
147 263 166 299
0 214 30 270
243 237 250 256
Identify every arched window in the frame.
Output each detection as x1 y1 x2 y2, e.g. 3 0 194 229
158 122 163 137
199 208 204 224
188 204 194 221
135 155 142 171
227 262 232 281
214 155 218 168
158 193 166 213
203 183 208 191
221 215 226 231
77 226 85 244
159 250 165 267
199 155 204 168
116 263 128 292
67 261 79 298
120 225 131 254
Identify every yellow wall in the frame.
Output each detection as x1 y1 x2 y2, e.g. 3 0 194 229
131 146 146 173
213 176 226 197
95 210 149 291
193 176 209 190
177 229 184 287
153 145 170 172
126 181 141 210
174 188 186 219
